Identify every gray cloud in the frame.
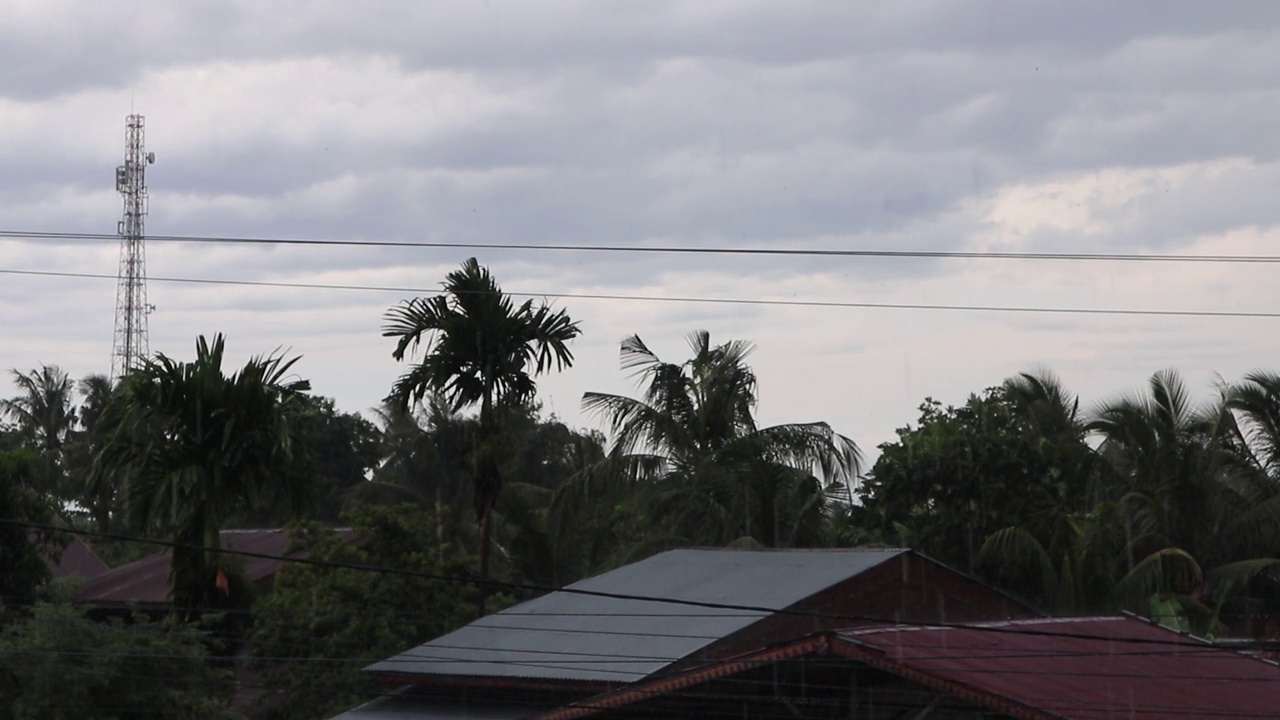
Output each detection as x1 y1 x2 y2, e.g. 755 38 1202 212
6 1 1280 454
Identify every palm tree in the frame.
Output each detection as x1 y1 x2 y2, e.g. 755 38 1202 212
0 365 77 497
382 258 580 607
1224 371 1280 483
982 370 1280 631
582 331 860 548
1211 371 1280 631
93 335 311 614
1089 370 1228 566
361 396 478 511
983 370 1226 621
68 374 118 531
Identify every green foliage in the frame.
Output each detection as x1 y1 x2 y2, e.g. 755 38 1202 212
0 449 58 608
383 258 581 602
93 334 312 613
582 331 860 549
0 366 77 504
250 504 487 720
865 368 1280 634
232 395 382 526
860 382 1092 571
0 603 241 720
64 374 120 532
383 258 581 419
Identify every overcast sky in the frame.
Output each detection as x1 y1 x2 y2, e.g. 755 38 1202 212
5 1 1280 466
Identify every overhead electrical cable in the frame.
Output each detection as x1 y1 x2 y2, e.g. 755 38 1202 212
3 228 1280 264
2 519 1261 652
1 268 1276 320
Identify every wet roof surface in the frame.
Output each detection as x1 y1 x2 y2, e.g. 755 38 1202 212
840 616 1280 720
367 547 905 683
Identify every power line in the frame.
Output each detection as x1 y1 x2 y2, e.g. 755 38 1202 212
13 590 1268 664
1 519 1255 652
6 641 1280 719
5 228 1280 264
3 267 1278 321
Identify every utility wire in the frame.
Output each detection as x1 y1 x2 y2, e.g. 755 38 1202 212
7 598 1263 668
2 267 1277 321
5 644 1279 719
2 519 1257 651
4 228 1280 264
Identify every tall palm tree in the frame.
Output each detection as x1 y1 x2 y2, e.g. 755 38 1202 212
93 335 311 614
382 258 580 606
582 331 860 548
0 365 77 497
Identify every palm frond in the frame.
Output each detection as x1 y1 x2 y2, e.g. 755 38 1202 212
975 527 1061 608
1109 547 1203 612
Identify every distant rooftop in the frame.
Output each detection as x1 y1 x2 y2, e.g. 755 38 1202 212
76 528 355 606
41 535 109 580
366 547 907 684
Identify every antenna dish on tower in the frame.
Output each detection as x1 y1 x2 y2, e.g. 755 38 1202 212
146 152 155 164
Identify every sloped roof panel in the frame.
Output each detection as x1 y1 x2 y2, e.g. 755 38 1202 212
42 536 110 580
367 547 905 683
839 616 1280 720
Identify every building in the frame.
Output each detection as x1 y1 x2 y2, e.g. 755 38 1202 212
75 528 356 608
532 615 1280 720
333 547 1034 719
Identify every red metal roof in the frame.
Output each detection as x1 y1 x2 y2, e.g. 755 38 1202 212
40 536 110 580
75 528 355 606
540 616 1280 720
836 616 1280 720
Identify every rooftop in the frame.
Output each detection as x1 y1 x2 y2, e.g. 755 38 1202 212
837 616 1280 720
366 547 907 684
75 528 355 606
541 615 1280 720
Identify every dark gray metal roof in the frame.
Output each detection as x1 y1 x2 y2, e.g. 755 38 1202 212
366 547 905 683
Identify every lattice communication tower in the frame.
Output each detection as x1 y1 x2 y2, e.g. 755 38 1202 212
110 114 156 380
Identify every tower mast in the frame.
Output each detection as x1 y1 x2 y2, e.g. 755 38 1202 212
110 114 155 380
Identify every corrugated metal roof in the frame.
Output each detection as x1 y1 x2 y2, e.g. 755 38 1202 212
75 528 356 606
838 616 1280 720
367 547 905 683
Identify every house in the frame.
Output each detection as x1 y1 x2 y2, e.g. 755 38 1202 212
75 528 356 608
531 615 1280 720
332 547 1035 719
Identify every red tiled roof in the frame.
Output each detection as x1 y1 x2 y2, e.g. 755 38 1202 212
836 616 1280 720
75 528 355 606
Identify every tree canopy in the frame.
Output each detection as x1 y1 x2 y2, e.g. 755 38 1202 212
92 334 312 613
383 257 580 607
